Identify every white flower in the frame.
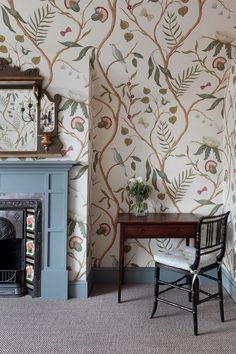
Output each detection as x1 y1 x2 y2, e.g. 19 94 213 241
129 176 143 184
129 178 136 184
202 136 220 148
68 89 88 103
136 176 143 183
215 31 235 44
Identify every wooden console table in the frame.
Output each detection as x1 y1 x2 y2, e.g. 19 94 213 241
117 213 199 303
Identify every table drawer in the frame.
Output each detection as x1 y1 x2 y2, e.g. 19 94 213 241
124 224 196 238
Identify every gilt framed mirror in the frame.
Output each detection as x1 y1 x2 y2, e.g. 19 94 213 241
0 58 62 157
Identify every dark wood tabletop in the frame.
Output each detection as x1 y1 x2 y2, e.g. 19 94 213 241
117 212 199 224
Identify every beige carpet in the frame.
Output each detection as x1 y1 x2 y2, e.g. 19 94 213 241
0 284 235 354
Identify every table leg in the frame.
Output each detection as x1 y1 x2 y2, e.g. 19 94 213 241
118 226 124 303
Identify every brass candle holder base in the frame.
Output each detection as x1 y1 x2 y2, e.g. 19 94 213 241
40 133 53 152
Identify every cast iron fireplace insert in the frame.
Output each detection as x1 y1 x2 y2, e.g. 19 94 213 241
0 199 42 297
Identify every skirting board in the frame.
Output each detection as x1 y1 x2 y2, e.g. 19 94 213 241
222 269 236 303
92 267 218 285
68 267 236 301
68 272 93 299
68 280 88 299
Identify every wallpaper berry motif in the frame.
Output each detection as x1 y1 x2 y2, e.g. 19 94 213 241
0 0 235 283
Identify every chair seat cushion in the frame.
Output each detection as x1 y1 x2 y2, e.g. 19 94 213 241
153 246 218 271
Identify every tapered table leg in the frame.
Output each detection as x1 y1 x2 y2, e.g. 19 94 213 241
118 225 124 303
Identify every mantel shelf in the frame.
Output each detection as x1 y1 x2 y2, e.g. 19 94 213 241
0 160 77 171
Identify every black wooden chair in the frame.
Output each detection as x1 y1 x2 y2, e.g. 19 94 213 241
150 211 230 335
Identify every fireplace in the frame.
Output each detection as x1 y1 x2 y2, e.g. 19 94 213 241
0 161 73 299
0 199 42 297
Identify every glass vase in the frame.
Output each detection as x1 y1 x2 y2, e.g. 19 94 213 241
133 198 145 216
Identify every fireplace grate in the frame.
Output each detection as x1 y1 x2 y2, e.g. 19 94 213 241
0 269 24 283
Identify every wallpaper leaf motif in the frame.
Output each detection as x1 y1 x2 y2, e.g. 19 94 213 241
157 121 175 152
93 151 99 173
1 7 16 33
80 103 88 119
163 12 182 48
225 44 232 59
203 39 233 60
99 189 112 209
203 40 219 52
3 5 27 24
172 65 202 97
146 159 152 181
74 46 94 61
152 169 160 192
60 99 76 113
194 144 221 162
59 41 82 48
169 169 196 203
159 65 173 80
27 4 55 46
154 66 161 87
210 203 224 216
148 56 154 79
71 165 88 180
207 97 224 111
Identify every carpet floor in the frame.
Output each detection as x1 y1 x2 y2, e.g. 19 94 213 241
0 284 235 354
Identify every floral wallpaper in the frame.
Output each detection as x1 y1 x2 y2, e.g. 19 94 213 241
0 0 236 285
223 64 236 279
89 0 236 277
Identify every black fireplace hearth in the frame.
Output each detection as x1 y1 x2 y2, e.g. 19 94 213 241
0 199 42 297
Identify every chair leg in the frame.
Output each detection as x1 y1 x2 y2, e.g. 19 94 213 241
217 265 224 322
192 275 199 336
150 263 160 319
187 275 192 302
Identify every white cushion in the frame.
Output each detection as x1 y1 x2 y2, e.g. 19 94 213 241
153 246 218 271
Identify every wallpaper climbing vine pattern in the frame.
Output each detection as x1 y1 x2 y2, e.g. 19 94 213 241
0 0 235 283
223 65 236 279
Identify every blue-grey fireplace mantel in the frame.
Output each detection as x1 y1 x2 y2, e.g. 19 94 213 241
0 160 74 299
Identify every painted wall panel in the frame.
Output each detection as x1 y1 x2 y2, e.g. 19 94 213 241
49 174 66 191
49 193 65 229
48 231 65 268
1 174 46 193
